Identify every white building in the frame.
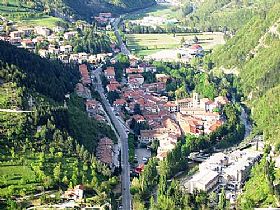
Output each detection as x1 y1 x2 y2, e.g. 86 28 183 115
186 169 220 193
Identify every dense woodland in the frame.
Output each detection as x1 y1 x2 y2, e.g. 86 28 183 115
0 42 118 208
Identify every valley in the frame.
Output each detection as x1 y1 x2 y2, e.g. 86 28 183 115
0 0 280 209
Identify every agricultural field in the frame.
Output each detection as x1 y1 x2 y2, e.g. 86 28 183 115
126 32 225 57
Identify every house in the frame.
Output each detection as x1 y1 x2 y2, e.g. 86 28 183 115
79 64 91 85
128 74 144 86
53 26 66 33
85 99 98 117
21 39 35 49
35 26 51 37
113 98 126 109
38 49 49 58
64 31 78 40
106 80 121 92
63 185 84 201
132 114 146 123
48 44 60 55
10 31 24 38
18 27 34 36
99 13 112 18
163 101 178 112
104 67 115 80
58 54 70 63
129 57 138 67
138 63 157 72
214 96 229 105
189 44 204 56
9 37 21 46
96 137 114 167
60 45 73 54
126 68 144 74
155 74 170 83
138 129 166 144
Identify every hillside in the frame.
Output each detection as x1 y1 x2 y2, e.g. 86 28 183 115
183 0 278 31
0 0 156 22
0 41 117 208
208 2 280 148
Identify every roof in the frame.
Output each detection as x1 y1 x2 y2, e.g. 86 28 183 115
190 44 203 50
192 170 219 186
113 98 126 105
104 67 115 76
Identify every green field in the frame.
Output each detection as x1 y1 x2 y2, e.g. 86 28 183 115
126 33 225 56
0 164 39 197
21 16 65 28
0 1 64 28
125 4 180 21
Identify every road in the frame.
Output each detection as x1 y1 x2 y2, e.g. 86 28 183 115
0 109 34 113
112 18 131 56
92 68 131 210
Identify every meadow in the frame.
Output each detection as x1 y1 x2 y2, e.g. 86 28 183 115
0 1 64 28
126 32 225 57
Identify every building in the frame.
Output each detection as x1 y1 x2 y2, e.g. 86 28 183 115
63 185 84 201
96 137 114 168
79 64 91 85
60 45 73 54
128 74 144 87
186 169 220 193
104 67 115 80
64 31 78 40
126 68 144 74
155 74 170 83
21 39 35 49
35 26 51 37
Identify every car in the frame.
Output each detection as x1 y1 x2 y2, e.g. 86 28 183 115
142 157 148 162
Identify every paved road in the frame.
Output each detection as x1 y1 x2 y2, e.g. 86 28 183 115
112 18 131 56
92 68 131 210
0 109 34 113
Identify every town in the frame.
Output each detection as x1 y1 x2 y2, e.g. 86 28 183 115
0 0 278 209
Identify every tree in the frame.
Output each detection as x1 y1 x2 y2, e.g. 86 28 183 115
218 188 227 210
53 163 61 183
133 103 142 115
193 35 199 43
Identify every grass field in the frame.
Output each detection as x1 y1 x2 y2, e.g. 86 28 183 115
21 16 65 28
0 1 64 28
125 4 180 21
126 33 225 57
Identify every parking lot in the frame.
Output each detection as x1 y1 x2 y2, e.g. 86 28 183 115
135 147 151 164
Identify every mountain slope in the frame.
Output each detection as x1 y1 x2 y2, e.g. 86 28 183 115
209 2 280 146
0 42 116 206
40 0 156 20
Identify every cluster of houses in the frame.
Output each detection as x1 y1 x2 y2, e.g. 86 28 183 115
0 18 116 64
103 58 228 161
185 149 263 203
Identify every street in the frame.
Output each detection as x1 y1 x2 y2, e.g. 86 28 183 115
92 68 131 210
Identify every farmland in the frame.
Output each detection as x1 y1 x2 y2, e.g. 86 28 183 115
126 32 225 57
